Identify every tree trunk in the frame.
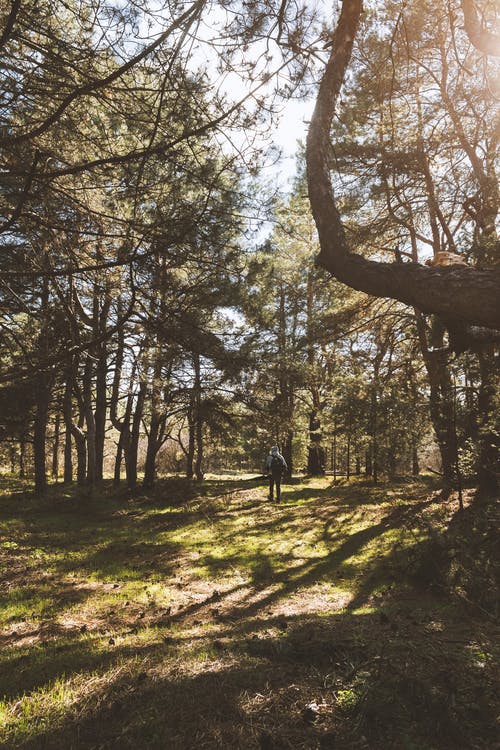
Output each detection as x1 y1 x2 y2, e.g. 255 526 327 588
64 426 73 483
282 430 293 478
415 313 458 487
412 445 420 476
51 411 60 481
307 410 325 475
94 342 107 481
63 372 73 483
83 353 96 485
63 362 87 485
19 435 26 479
113 391 133 486
143 411 161 488
369 354 382 484
143 355 165 489
33 274 51 495
346 431 351 481
186 408 195 479
114 432 124 485
476 351 500 497
33 373 49 494
193 353 204 481
127 380 146 488
110 322 136 487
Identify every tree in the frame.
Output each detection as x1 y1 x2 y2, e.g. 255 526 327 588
305 0 499 493
305 0 500 347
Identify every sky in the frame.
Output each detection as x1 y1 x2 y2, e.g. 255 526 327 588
189 3 324 190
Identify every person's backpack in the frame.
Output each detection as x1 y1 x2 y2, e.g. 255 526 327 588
271 454 284 475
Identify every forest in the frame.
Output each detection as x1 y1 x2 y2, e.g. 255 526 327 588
0 1 499 749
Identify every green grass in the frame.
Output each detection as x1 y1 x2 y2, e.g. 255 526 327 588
0 475 497 749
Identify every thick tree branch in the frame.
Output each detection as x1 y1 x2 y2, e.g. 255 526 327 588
306 0 500 334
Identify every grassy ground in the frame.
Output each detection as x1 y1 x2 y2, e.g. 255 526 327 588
0 475 498 750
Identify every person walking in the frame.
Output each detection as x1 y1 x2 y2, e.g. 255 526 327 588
265 445 287 502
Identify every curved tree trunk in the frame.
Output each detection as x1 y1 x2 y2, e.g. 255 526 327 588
305 0 500 336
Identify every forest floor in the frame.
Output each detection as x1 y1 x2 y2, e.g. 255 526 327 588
0 475 498 750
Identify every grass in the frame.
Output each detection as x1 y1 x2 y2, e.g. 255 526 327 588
0 475 498 749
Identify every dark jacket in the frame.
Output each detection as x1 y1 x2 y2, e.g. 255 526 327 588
266 451 287 477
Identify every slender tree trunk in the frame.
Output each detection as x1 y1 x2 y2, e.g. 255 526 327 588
194 420 204 481
63 362 87 485
306 267 325 475
51 411 60 481
92 245 111 482
33 274 51 495
19 435 26 479
114 432 124 485
143 413 161 488
113 391 133 485
64 427 73 483
63 372 73 483
282 430 293 478
346 432 351 481
75 426 87 485
186 407 195 479
412 445 420 476
476 351 500 498
143 354 165 488
83 353 96 485
370 375 380 484
33 374 49 493
127 380 146 488
94 342 107 481
193 353 204 481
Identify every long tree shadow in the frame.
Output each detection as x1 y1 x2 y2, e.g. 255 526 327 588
1 607 496 750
